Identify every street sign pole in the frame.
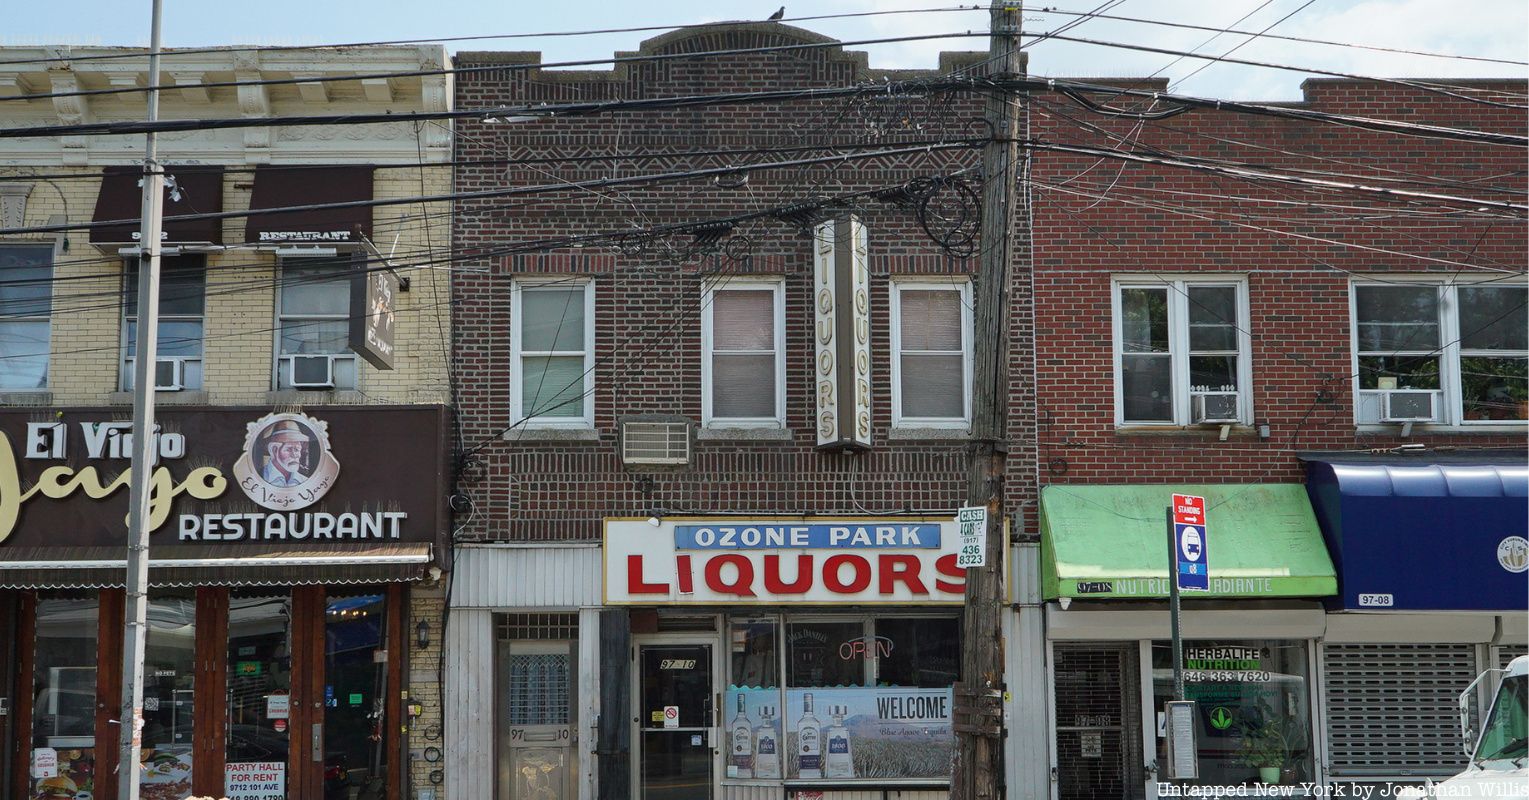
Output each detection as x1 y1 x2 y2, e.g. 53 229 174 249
1166 506 1184 701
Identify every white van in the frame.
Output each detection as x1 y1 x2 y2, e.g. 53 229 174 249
1404 655 1528 799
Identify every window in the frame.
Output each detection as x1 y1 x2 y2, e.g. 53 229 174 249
123 256 206 391
276 257 358 391
890 280 972 427
1114 279 1251 425
0 243 54 390
1353 281 1527 425
724 613 960 783
511 279 594 427
30 596 98 799
703 279 784 427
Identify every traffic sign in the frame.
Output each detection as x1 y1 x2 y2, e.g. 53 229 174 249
1172 494 1209 591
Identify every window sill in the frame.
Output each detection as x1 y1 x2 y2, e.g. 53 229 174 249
888 426 971 441
0 391 53 406
501 427 600 442
1356 422 1528 435
1115 424 1257 437
109 390 209 405
697 426 793 442
265 389 367 405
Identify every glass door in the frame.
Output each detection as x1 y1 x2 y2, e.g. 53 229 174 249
637 643 714 800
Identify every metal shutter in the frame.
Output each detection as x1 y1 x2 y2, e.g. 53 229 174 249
1324 643 1477 777
1053 644 1145 800
1499 645 1526 669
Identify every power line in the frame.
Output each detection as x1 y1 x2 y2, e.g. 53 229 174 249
1169 0 1316 92
0 6 988 68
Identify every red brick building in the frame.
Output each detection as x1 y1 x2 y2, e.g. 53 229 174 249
1029 77 1527 797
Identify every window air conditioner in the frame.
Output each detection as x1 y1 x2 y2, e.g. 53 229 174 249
1380 390 1437 423
153 358 185 392
621 420 691 466
1191 392 1240 424
287 355 336 389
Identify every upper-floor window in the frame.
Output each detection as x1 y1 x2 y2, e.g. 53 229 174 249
123 256 206 392
1114 279 1252 426
275 257 358 391
702 279 785 427
1353 281 1527 425
890 279 972 428
0 243 53 390
511 278 595 428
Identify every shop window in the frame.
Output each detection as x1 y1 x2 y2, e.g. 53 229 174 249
29 596 98 800
123 256 206 392
226 595 292 794
725 613 959 785
1114 280 1251 425
890 280 972 427
510 279 595 427
141 594 197 800
1353 281 1528 425
702 279 785 427
276 257 359 390
325 593 388 797
0 242 53 390
1151 640 1315 787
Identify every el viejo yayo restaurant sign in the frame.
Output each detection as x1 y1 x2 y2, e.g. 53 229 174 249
0 407 445 549
605 517 981 605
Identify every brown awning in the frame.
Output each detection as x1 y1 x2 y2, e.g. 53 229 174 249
90 165 225 245
0 543 433 589
245 164 374 245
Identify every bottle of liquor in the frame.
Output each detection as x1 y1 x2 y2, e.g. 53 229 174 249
796 692 822 779
754 706 781 779
730 693 754 779
824 704 855 778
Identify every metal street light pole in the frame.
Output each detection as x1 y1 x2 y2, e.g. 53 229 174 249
118 1 166 797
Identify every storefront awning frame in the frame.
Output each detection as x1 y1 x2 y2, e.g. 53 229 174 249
0 543 433 588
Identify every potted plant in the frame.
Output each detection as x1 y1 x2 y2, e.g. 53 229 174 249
1237 702 1294 784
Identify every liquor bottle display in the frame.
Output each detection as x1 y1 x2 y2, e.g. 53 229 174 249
824 704 855 778
730 692 754 778
754 705 781 779
796 692 823 779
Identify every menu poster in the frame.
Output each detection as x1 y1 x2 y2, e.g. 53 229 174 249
31 748 92 800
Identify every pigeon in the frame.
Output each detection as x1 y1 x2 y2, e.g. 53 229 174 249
767 6 785 20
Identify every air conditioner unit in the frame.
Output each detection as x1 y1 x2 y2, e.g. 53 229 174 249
153 358 185 392
1380 390 1437 422
287 355 336 389
1191 392 1240 424
621 420 691 466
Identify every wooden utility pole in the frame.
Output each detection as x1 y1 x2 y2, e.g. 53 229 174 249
952 3 1022 800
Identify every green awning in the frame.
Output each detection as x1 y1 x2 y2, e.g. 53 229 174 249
1040 484 1337 600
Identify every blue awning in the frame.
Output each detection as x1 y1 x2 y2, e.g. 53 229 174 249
1303 457 1528 612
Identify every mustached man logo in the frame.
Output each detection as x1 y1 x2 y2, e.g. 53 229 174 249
1497 536 1529 574
232 412 341 511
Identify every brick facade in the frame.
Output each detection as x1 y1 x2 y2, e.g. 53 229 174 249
451 24 1038 544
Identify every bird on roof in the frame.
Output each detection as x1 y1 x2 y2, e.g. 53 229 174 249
768 6 785 20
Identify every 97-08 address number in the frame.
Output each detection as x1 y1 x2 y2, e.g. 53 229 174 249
1185 670 1271 683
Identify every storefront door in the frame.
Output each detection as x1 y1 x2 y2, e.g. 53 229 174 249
501 640 577 800
635 642 715 800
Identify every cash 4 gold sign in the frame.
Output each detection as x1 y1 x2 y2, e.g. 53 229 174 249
0 407 444 549
604 518 970 605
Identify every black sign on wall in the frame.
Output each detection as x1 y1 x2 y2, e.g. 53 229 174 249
349 268 398 370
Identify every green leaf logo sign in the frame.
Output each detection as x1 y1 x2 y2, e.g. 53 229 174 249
1209 707 1235 730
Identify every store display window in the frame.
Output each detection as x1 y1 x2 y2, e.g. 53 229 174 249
1151 640 1315 787
226 594 292 796
29 596 99 800
140 594 196 800
725 613 959 785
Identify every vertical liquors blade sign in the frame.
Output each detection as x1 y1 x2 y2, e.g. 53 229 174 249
813 215 872 449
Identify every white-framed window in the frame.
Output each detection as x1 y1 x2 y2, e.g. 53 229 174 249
511 278 595 428
274 256 359 391
1352 279 1527 426
1113 277 1252 426
0 242 54 390
889 279 972 428
122 255 206 391
702 278 785 427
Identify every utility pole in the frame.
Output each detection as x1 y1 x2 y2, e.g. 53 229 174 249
119 1 166 798
953 3 1022 800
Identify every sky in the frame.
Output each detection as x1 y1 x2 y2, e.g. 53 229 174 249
4 0 1526 100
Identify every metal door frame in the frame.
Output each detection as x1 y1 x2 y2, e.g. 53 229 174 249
628 633 721 800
